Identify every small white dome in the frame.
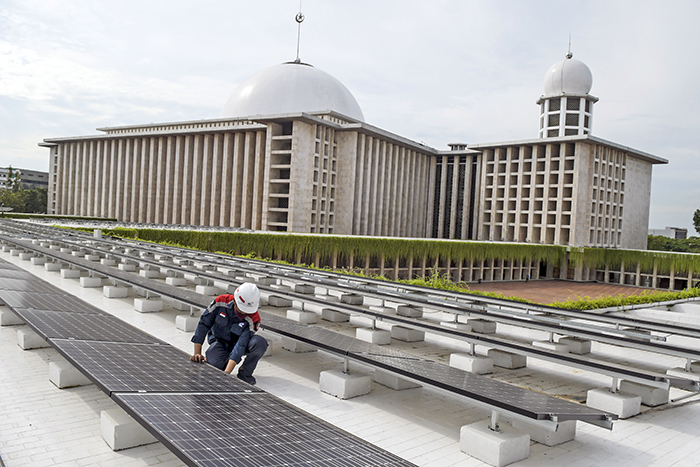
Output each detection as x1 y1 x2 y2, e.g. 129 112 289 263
222 61 364 121
543 54 593 96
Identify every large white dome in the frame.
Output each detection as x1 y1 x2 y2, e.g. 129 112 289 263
222 61 364 121
543 53 593 96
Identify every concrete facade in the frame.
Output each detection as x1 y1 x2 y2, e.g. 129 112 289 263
40 55 667 250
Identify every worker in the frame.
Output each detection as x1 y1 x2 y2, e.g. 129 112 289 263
190 282 268 385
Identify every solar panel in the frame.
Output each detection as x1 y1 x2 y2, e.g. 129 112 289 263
0 277 66 294
0 260 21 269
349 349 605 421
0 290 105 314
114 392 416 467
12 309 165 344
260 312 356 354
50 339 264 395
0 269 40 280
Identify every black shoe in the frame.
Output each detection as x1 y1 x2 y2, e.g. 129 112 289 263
237 373 256 385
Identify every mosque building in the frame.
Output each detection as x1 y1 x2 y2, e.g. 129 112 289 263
40 52 667 250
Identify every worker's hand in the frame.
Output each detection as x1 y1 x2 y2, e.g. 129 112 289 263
190 353 206 363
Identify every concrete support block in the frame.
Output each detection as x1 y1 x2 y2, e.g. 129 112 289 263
440 322 472 331
166 276 188 287
281 337 317 353
134 298 163 313
2 245 12 252
460 419 530 467
286 310 317 324
18 252 33 260
71 251 85 258
450 353 494 375
49 360 92 389
1 309 24 326
586 387 641 419
195 285 221 296
175 314 199 332
557 337 592 355
321 308 349 322
268 295 293 307
171 300 192 311
30 257 46 266
17 328 49 350
373 370 421 390
390 326 425 342
44 262 61 272
80 277 103 288
101 408 157 451
293 283 315 294
103 286 129 299
60 268 81 279
619 380 669 407
468 319 497 334
511 419 576 447
531 340 570 353
488 349 527 369
356 328 391 345
396 305 423 318
101 259 117 266
255 277 277 286
340 293 364 305
85 254 101 261
10 249 21 256
118 263 136 272
319 369 372 400
139 269 160 279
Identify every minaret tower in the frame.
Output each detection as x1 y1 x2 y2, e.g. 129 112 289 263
537 52 598 138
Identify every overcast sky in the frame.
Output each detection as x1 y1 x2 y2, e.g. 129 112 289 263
1 0 698 234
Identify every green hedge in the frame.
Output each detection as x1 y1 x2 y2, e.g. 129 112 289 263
95 227 567 266
569 247 700 274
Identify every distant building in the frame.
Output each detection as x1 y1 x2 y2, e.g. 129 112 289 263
40 53 667 249
0 167 49 191
649 226 688 239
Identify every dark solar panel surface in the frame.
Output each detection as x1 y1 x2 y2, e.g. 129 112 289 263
50 339 264 395
114 392 415 467
0 290 105 314
12 309 165 344
261 312 603 419
0 269 40 280
0 277 67 294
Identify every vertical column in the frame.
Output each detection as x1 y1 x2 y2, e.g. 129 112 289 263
376 141 388 236
229 132 244 227
251 130 266 230
99 141 110 217
111 140 124 220
353 134 367 235
387 145 400 236
240 132 256 228
219 133 235 226
133 138 146 223
209 133 224 226
367 138 380 236
78 142 88 215
151 137 164 223
161 136 175 224
199 134 214 225
85 141 95 216
189 135 204 225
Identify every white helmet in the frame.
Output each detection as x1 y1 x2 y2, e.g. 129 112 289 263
234 282 260 314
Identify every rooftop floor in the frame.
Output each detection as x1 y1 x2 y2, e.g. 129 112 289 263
2 251 700 467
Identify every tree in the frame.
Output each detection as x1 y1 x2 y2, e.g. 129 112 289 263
5 166 22 192
695 208 700 235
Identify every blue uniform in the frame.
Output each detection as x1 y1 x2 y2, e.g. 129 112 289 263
191 295 267 382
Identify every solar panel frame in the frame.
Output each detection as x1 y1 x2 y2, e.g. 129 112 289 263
0 277 68 294
11 309 166 344
49 339 264 395
0 269 41 280
0 290 106 314
113 392 417 467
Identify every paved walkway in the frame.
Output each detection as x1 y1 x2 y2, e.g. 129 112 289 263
466 280 650 305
